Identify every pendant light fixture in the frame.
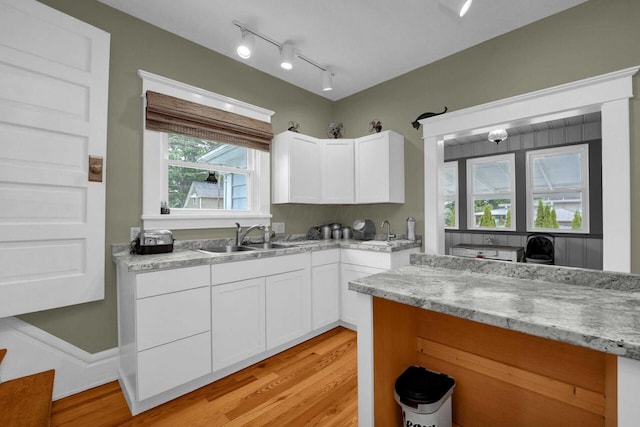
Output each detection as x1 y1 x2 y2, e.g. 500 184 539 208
232 20 334 92
488 129 508 144
280 42 295 70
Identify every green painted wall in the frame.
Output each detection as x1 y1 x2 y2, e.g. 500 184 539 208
19 0 640 353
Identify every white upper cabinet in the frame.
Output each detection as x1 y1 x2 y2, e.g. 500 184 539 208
322 139 355 204
272 130 404 204
272 131 322 204
354 131 405 204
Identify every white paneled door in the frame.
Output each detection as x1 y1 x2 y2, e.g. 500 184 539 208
0 0 110 316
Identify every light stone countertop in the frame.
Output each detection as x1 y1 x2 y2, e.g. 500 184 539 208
348 253 640 360
112 236 421 272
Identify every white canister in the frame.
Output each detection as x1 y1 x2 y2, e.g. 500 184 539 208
407 217 416 241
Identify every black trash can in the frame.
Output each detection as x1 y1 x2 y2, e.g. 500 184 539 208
394 366 455 427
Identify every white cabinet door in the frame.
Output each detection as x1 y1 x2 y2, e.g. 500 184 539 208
354 131 404 203
272 131 321 204
340 264 384 327
265 270 311 350
211 277 266 372
311 263 340 329
322 139 354 204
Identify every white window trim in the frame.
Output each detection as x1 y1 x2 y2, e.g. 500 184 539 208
526 144 589 234
466 153 516 231
442 161 458 229
138 70 274 230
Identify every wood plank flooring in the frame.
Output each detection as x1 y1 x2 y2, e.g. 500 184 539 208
51 327 358 427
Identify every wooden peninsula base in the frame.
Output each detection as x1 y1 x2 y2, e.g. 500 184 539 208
372 297 617 427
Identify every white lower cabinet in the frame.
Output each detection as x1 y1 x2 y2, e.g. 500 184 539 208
340 264 384 327
117 246 416 414
211 277 266 371
311 249 341 329
340 248 419 328
116 264 212 409
211 253 311 372
266 270 311 349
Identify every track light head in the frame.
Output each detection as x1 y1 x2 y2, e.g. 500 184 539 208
459 0 472 17
322 69 333 91
439 0 473 18
236 28 255 59
280 42 295 70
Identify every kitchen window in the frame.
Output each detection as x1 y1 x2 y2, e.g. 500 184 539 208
140 70 274 230
466 154 515 231
442 162 458 228
526 144 589 233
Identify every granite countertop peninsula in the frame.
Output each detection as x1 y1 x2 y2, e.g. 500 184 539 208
112 234 421 272
348 253 640 360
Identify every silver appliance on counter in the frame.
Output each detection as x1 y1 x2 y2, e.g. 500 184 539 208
132 229 174 255
352 219 376 240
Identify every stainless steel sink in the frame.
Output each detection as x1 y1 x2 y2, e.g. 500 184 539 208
198 245 257 253
243 242 289 250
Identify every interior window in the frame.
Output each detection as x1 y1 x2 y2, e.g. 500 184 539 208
527 144 589 233
443 162 458 228
467 154 515 230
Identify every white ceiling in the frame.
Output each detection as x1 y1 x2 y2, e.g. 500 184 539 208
97 0 587 101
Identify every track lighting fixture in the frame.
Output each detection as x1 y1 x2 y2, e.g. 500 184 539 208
232 20 335 91
280 42 295 70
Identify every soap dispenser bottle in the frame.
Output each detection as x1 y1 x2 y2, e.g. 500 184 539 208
406 217 416 241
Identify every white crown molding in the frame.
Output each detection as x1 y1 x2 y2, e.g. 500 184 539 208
0 317 119 400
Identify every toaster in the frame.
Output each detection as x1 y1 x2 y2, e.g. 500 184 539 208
134 229 174 255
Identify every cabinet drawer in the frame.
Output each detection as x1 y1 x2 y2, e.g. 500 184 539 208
137 332 211 400
136 265 209 299
212 253 309 284
312 249 340 266
137 286 210 351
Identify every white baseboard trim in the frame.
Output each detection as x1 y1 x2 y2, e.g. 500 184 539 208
0 317 120 400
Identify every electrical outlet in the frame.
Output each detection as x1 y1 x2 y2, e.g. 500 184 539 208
130 227 141 241
272 222 285 234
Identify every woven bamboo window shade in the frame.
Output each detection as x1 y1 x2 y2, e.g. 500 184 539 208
145 91 274 152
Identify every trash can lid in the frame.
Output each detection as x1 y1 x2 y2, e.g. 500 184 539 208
395 366 455 406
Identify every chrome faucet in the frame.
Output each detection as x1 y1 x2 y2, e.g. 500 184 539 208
235 223 266 246
380 220 396 242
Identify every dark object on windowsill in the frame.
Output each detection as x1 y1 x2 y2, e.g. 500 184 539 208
411 107 448 130
160 201 170 215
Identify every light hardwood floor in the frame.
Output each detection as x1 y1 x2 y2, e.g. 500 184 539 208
51 327 358 427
